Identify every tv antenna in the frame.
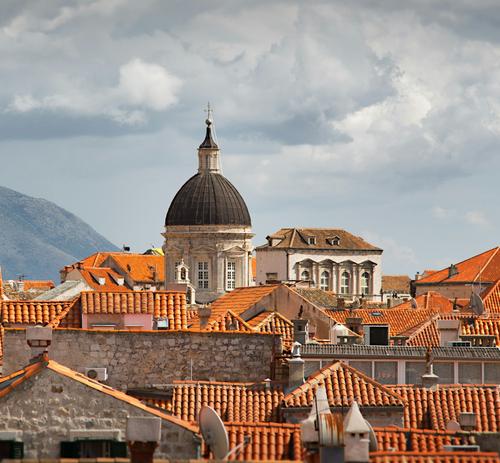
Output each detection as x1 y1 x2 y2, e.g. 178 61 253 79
199 405 250 460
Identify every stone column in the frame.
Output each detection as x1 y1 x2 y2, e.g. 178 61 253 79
335 265 341 294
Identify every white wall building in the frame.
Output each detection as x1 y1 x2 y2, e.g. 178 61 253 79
256 228 383 301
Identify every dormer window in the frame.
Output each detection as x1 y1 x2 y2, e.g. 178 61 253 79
307 236 316 245
328 236 341 246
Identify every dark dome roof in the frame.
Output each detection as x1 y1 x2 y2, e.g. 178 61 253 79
165 172 251 226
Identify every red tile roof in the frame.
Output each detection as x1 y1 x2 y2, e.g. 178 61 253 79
22 280 55 291
283 361 404 409
382 275 411 294
370 451 500 463
80 291 187 329
78 267 130 292
390 385 500 432
189 309 255 333
140 380 284 423
1 299 81 327
416 247 500 284
482 279 500 313
374 427 471 452
247 311 294 344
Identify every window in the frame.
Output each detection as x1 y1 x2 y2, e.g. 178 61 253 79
320 271 330 291
349 361 373 377
328 237 341 246
374 361 397 384
366 326 389 346
361 272 370 295
307 237 316 245
226 261 236 290
405 362 426 384
484 363 500 384
197 261 209 289
266 272 278 281
180 267 187 280
60 441 127 458
434 362 454 384
301 270 310 281
340 272 350 294
0 441 23 459
458 362 482 384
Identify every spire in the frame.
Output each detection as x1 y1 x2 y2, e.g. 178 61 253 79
198 102 221 173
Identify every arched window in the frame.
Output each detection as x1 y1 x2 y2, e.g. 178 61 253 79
320 271 330 291
361 272 370 295
301 270 310 281
180 267 187 280
340 271 350 295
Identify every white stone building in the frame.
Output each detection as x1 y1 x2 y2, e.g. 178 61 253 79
163 116 253 303
256 228 383 300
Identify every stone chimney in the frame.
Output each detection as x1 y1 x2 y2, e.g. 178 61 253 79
126 416 161 463
288 342 305 391
436 319 460 346
344 401 370 463
26 326 52 360
293 319 309 345
459 412 477 431
198 305 212 329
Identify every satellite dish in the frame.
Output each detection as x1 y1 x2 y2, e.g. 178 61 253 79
410 298 418 309
364 419 378 452
470 292 484 316
199 405 229 460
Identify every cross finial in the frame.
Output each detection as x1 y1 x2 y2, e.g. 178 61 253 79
204 101 213 126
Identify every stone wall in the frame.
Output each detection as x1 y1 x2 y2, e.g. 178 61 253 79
0 368 198 459
4 329 278 390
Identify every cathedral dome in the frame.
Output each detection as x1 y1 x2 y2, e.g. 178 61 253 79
165 172 251 226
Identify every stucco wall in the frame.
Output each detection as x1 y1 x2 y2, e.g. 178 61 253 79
3 329 278 390
415 283 486 299
0 368 198 459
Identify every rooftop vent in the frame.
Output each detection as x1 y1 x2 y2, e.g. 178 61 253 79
448 264 459 278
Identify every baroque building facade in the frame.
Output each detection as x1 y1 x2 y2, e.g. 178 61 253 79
256 228 383 300
163 116 253 303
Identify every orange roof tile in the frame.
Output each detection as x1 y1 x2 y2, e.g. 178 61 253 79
370 451 500 463
390 385 500 432
108 253 164 283
247 311 294 344
482 279 500 313
140 380 284 423
78 267 130 292
220 422 302 461
22 280 55 291
374 427 471 452
80 291 187 329
0 355 198 433
382 275 411 294
417 247 500 284
209 285 280 319
1 299 80 326
283 361 404 409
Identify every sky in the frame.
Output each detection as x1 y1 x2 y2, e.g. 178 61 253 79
0 0 499 276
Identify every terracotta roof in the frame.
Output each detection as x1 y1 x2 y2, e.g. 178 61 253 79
390 385 500 432
22 280 55 291
189 309 255 332
0 355 198 433
209 285 280 319
221 422 302 461
382 275 411 294
416 247 500 284
374 427 471 452
283 361 404 409
78 267 130 292
80 291 187 329
140 380 284 423
247 311 294 343
324 294 445 337
1 299 81 326
482 279 500 313
261 228 381 251
108 253 164 283
370 451 500 463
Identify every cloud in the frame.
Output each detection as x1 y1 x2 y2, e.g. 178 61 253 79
465 210 489 226
5 58 181 125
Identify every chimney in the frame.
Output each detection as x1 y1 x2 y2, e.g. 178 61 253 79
436 319 460 346
415 271 421 281
288 342 305 391
198 305 212 329
344 401 370 463
126 416 161 463
345 317 363 336
293 319 309 345
26 326 52 360
459 412 477 431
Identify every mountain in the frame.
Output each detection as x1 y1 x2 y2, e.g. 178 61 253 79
0 186 119 281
